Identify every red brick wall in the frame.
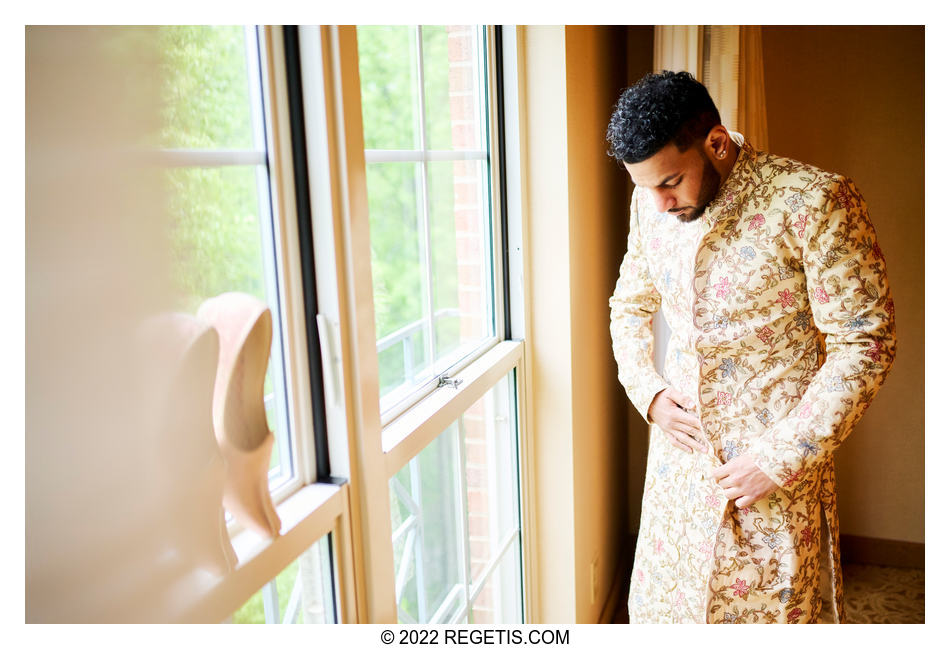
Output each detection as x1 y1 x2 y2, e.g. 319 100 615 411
447 24 496 623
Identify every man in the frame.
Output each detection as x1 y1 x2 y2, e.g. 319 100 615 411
607 71 896 623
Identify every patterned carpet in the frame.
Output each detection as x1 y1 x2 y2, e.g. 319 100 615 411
612 562 925 623
841 563 924 624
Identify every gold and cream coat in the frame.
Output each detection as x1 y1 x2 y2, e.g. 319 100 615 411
609 133 896 623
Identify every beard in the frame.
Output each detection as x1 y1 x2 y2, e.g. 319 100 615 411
672 151 722 223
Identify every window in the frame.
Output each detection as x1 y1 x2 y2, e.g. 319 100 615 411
357 26 496 421
299 24 527 624
389 372 522 623
230 535 336 623
154 25 343 622
26 25 527 624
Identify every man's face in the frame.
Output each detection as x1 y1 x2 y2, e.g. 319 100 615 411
623 141 722 222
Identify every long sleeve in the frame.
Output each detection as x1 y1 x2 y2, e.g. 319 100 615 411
609 190 670 423
751 176 897 490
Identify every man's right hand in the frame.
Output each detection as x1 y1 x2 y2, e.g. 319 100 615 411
647 388 707 453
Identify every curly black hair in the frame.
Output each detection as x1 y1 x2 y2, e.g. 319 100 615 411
606 71 721 164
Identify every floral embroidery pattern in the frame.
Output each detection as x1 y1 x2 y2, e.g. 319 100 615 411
610 134 896 623
719 358 736 379
845 316 871 330
827 376 846 392
798 439 820 456
794 213 808 238
801 528 813 548
778 289 796 309
731 579 751 598
722 439 742 461
834 186 854 209
781 469 804 488
762 531 782 549
795 310 811 330
864 339 883 362
715 277 732 298
785 193 805 212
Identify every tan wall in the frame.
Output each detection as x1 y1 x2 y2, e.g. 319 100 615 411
522 25 577 622
760 26 924 543
564 25 633 623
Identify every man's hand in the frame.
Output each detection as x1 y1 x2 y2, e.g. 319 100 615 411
712 454 779 508
647 388 707 453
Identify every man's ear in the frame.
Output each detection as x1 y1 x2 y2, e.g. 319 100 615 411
704 125 731 156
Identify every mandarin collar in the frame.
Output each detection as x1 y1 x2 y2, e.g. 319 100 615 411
702 131 758 227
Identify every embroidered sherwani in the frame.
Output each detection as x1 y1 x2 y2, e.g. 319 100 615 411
610 133 896 623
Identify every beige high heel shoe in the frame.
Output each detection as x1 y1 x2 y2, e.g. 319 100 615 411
198 292 282 540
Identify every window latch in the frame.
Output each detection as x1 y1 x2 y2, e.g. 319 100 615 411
438 374 463 389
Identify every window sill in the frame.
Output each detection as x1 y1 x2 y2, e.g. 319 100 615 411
174 481 346 623
381 339 523 478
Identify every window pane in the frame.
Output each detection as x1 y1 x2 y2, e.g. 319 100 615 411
390 371 523 624
159 26 255 150
357 26 421 150
366 161 427 398
165 164 292 487
231 534 336 623
462 372 518 587
470 544 522 624
422 25 482 151
428 159 492 362
166 166 266 312
361 25 494 416
390 425 465 624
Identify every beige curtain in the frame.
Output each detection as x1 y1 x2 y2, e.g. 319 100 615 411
653 25 769 150
653 26 703 77
702 26 739 132
737 26 769 151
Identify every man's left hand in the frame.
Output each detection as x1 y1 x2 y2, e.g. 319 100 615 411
711 454 780 509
